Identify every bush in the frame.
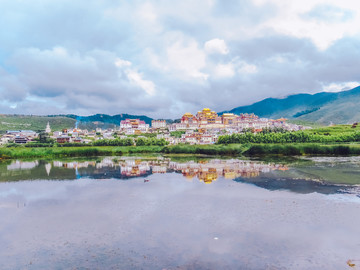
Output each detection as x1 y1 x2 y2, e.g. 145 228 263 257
217 131 360 145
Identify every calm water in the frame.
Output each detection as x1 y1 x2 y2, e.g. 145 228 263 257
0 155 360 269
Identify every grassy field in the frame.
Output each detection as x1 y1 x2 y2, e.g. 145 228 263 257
2 142 360 160
302 124 360 135
243 142 360 156
287 119 323 128
0 145 165 159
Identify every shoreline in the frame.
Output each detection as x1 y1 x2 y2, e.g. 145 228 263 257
2 142 360 160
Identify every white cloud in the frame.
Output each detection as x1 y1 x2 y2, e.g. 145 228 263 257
214 63 235 78
115 59 132 68
322 81 360 92
137 2 157 23
125 70 156 96
237 61 258 74
204 38 229 55
252 0 360 50
115 57 156 96
166 39 208 80
1 0 360 117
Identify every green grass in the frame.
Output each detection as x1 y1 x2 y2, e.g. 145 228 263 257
287 119 323 128
0 145 165 160
2 141 360 160
302 124 360 135
244 143 360 156
163 144 249 156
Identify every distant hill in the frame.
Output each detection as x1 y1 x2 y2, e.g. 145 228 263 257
0 113 154 132
63 114 153 130
223 86 360 125
0 115 76 133
2 86 360 132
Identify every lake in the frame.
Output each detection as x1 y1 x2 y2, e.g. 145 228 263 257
0 155 360 269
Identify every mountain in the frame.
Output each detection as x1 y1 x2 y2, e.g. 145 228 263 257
64 114 153 129
0 113 154 132
223 86 360 125
0 115 76 133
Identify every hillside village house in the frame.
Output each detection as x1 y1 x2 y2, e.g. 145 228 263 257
6 130 37 138
120 119 149 134
0 108 309 146
14 136 28 144
56 135 71 143
4 130 37 144
151 120 166 129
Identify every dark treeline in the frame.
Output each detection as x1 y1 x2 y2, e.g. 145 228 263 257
217 131 360 144
93 137 168 146
135 137 168 146
163 144 247 155
17 137 168 148
93 138 134 146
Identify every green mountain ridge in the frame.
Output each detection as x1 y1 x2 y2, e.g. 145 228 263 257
1 86 360 132
223 86 360 124
0 114 154 132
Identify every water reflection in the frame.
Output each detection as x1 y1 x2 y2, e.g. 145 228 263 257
1 157 288 183
1 156 360 196
7 160 39 170
169 160 288 184
1 157 360 270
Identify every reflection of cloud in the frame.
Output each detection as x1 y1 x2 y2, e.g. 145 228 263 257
0 167 359 270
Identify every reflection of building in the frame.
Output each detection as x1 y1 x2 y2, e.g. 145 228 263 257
120 160 151 177
169 159 288 183
199 168 218 184
7 160 39 170
42 157 288 183
45 163 51 175
53 160 96 169
152 166 167 173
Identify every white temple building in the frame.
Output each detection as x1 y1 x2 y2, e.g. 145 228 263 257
45 122 51 133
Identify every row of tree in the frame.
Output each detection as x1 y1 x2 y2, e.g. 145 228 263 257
93 137 168 146
217 131 360 144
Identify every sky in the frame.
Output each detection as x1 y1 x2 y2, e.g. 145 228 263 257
0 0 360 118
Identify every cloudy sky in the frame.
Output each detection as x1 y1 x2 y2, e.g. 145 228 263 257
0 0 360 118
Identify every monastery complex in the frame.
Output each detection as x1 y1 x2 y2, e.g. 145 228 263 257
1 108 308 146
